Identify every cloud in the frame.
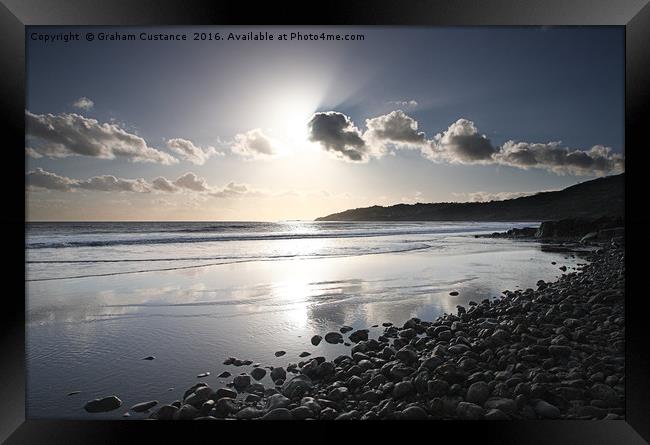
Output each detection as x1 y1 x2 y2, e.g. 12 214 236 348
152 176 178 193
494 141 624 176
26 168 78 191
312 109 623 176
167 138 220 165
364 110 426 149
231 129 279 159
307 111 369 162
25 147 43 159
172 172 210 192
388 100 418 108
25 111 178 165
77 175 152 193
209 182 263 198
72 97 94 110
429 118 497 163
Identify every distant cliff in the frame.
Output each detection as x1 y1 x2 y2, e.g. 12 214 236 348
316 174 624 222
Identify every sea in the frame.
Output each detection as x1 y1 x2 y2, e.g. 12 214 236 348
25 221 586 418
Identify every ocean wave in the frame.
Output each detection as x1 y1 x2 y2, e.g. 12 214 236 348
25 243 433 281
26 227 491 250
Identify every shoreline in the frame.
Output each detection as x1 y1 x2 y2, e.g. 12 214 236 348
79 234 624 420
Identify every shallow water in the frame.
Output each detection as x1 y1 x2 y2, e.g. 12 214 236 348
25 221 586 419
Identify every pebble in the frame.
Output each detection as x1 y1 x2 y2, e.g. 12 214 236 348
262 408 293 420
324 332 344 344
84 395 122 413
251 367 267 381
233 374 251 391
400 406 427 419
534 400 561 419
196 372 210 378
130 400 158 412
274 351 286 357
311 335 322 346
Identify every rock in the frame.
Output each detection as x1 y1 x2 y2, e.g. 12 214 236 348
142 356 155 360
484 398 517 415
349 329 369 343
130 400 158 413
152 404 178 420
175 404 200 420
84 396 122 413
274 351 286 357
456 402 484 420
301 397 322 414
360 390 382 404
218 371 231 378
281 374 313 399
316 361 336 378
262 408 293 420
325 332 344 344
251 368 266 381
548 345 572 357
466 381 491 405
400 406 428 419
311 335 322 346
290 406 313 420
233 374 251 391
244 394 261 403
484 408 510 420
212 397 238 417
396 347 418 364
449 291 459 296
299 352 311 358
421 356 443 370
320 407 338 420
340 325 353 333
428 379 450 397
214 387 237 399
185 386 214 406
270 367 287 382
393 381 415 399
335 410 360 420
327 387 349 401
266 393 290 410
235 407 263 419
67 391 81 396
196 372 210 378
589 383 620 406
534 400 561 419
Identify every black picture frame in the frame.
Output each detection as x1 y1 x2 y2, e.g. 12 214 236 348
1 0 649 443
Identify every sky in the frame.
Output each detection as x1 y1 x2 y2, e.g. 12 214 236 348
25 26 625 221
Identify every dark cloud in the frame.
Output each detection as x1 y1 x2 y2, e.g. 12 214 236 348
495 141 624 175
430 118 497 163
25 111 178 165
307 112 369 162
